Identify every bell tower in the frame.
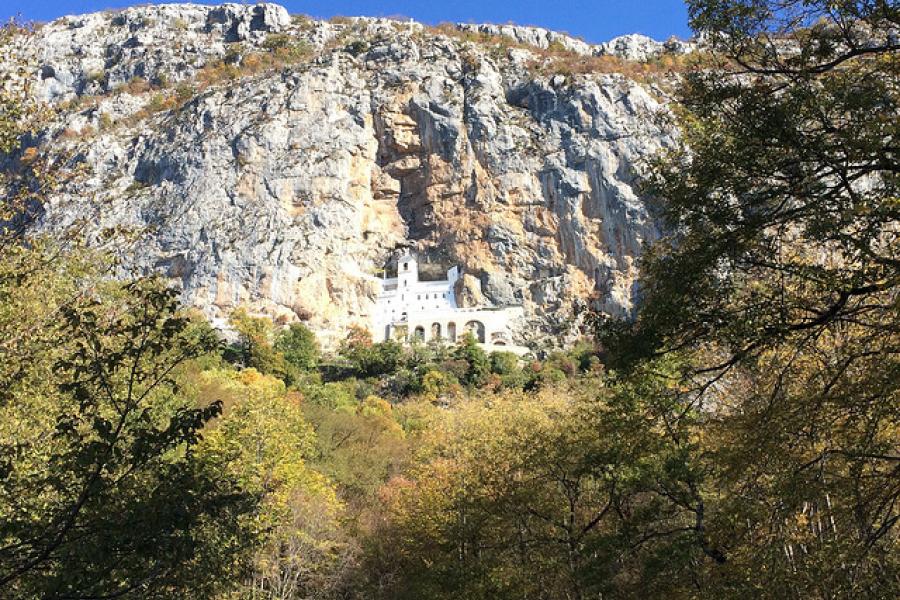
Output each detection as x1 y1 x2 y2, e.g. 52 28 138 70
396 251 418 290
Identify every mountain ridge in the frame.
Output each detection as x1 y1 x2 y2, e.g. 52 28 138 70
2 2 686 348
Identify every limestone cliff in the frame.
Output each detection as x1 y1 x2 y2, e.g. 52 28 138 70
1 3 685 348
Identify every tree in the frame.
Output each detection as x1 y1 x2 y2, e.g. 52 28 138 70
1 22 260 597
452 333 490 387
197 368 352 599
275 322 320 372
338 328 404 378
361 375 715 599
301 392 410 507
596 1 900 596
0 276 258 598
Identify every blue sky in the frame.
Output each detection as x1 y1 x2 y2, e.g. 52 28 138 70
1 1 692 43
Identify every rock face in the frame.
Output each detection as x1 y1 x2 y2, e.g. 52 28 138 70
455 23 694 61
2 3 682 348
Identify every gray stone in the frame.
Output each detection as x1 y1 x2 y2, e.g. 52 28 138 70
2 3 680 349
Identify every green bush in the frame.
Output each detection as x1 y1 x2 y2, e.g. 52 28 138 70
262 33 292 50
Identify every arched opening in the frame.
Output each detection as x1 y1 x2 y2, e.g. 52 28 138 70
465 320 486 343
413 326 425 341
447 322 457 342
431 322 442 340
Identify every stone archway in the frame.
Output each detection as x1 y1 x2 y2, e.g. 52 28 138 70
413 326 425 341
447 322 457 342
465 320 486 343
431 322 442 340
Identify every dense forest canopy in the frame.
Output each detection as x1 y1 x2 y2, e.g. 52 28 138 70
0 0 897 598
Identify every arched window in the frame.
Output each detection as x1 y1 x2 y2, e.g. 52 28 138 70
431 322 442 340
413 326 425 341
447 322 457 342
465 320 486 343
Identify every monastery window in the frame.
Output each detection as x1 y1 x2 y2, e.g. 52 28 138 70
413 326 425 341
447 322 457 342
404 262 409 271
465 320 486 343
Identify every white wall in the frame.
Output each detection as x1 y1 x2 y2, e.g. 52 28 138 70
371 256 525 354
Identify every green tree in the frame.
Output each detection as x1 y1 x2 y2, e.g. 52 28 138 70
0 276 257 598
338 326 404 378
362 372 714 599
1 23 258 598
229 309 279 368
596 1 900 596
198 368 352 599
452 333 490 387
275 322 320 371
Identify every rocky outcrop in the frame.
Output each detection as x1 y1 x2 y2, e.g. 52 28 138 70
598 34 694 61
2 4 680 349
206 3 291 41
454 23 695 60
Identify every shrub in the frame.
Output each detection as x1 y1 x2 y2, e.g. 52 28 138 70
85 69 105 84
489 351 520 376
98 113 114 130
345 39 369 56
262 33 292 50
421 369 458 397
123 76 150 95
174 82 195 104
490 351 527 389
145 93 175 113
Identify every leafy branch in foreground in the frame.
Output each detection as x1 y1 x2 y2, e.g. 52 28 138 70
0 276 257 599
594 1 899 597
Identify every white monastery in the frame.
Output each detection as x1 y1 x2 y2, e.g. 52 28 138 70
371 252 529 355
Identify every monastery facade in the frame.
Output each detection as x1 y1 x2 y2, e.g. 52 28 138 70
371 253 528 355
